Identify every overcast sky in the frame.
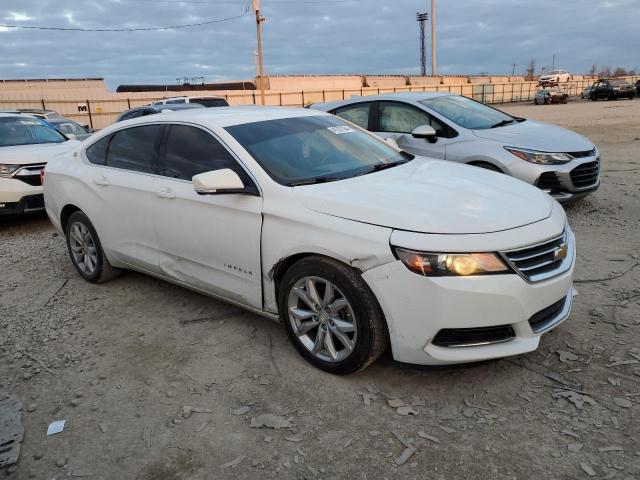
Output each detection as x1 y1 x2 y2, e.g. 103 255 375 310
0 0 637 89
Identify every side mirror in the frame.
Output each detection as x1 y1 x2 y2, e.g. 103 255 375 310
193 168 247 195
411 124 437 143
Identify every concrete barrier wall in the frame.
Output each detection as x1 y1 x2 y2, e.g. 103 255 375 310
266 75 362 91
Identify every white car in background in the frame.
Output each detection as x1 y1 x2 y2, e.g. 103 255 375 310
44 107 575 373
0 113 77 216
311 93 600 202
538 70 572 85
151 96 229 108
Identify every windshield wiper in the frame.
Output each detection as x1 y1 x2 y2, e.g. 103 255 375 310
288 176 342 186
356 159 411 177
490 119 516 128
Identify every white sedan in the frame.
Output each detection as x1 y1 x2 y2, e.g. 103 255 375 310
43 107 575 373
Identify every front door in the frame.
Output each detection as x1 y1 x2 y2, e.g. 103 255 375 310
151 124 263 308
371 101 454 159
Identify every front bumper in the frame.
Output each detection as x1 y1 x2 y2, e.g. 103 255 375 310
0 194 45 215
362 229 576 365
0 175 45 215
506 154 600 202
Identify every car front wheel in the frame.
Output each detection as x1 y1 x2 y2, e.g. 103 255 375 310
65 211 121 283
278 255 388 374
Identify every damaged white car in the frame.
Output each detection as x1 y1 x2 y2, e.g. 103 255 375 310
44 107 575 374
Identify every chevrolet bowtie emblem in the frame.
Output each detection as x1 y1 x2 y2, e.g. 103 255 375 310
554 243 568 261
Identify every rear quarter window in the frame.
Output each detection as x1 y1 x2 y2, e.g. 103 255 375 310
85 135 111 165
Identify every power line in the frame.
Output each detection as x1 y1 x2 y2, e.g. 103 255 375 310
0 7 249 32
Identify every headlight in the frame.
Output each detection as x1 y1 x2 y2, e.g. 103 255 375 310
394 248 509 277
0 164 22 177
504 147 572 165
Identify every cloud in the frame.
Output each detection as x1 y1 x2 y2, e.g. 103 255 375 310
0 0 637 90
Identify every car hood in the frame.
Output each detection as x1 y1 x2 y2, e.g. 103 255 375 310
0 141 79 165
472 120 594 152
293 158 554 234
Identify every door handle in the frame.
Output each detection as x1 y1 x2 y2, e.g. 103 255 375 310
155 187 176 199
93 176 110 186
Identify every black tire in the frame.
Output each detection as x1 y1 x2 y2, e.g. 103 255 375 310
65 211 121 283
534 98 539 105
591 93 597 101
278 255 388 374
469 161 502 173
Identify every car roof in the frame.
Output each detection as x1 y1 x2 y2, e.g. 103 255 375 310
310 91 454 111
106 106 330 133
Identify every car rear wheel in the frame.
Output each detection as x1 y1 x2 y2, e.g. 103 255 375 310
278 255 388 374
66 211 121 283
591 93 597 101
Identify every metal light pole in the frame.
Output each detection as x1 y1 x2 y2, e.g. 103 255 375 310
511 63 517 76
416 12 428 77
431 0 436 76
253 0 266 105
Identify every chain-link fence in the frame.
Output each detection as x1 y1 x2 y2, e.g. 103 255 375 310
1 78 637 130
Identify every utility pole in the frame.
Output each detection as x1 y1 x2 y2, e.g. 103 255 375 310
416 12 428 76
552 54 556 70
431 0 436 75
253 0 266 105
511 63 517 76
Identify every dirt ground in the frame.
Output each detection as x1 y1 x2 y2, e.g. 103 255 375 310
1 99 639 480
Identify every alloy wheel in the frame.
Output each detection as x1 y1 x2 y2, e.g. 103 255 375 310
69 222 98 276
287 276 357 363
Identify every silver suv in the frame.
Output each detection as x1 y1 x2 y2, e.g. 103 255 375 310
311 93 600 202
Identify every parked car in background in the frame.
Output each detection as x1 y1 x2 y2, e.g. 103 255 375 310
44 107 575 373
17 108 63 120
534 88 569 105
538 70 571 85
635 80 640 96
590 79 636 100
47 118 93 141
580 86 594 99
311 93 600 202
115 103 205 122
151 96 230 108
0 113 77 215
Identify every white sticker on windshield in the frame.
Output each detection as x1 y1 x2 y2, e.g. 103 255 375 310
19 120 41 125
327 126 354 135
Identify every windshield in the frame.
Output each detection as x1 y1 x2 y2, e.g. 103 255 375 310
225 115 409 186
0 117 67 147
52 120 87 135
420 96 516 130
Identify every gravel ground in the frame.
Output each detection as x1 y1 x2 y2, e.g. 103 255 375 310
1 99 639 480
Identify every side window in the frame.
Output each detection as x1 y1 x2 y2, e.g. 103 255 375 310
106 125 162 174
85 135 111 165
332 103 371 129
378 101 451 137
166 99 185 104
378 102 431 134
161 125 246 182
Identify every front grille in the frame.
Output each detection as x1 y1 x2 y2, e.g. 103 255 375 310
570 160 600 188
24 195 44 211
529 296 568 333
567 148 596 159
501 230 572 282
432 325 515 348
536 172 563 191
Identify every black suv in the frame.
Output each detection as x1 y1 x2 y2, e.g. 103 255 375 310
590 79 636 100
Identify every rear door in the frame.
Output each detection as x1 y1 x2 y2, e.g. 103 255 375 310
151 123 263 308
84 124 163 271
371 101 455 159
